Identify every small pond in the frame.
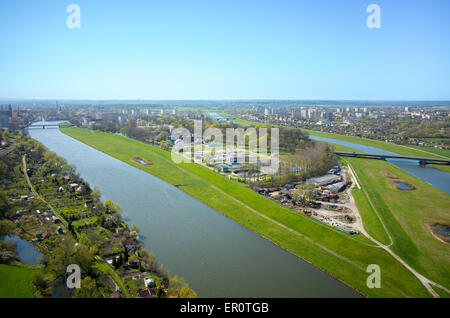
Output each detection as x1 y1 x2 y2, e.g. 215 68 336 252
232 169 264 177
394 181 413 190
433 224 450 239
50 276 74 298
1 235 42 264
214 163 245 169
215 163 230 168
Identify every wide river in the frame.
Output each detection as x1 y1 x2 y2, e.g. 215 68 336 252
29 124 360 298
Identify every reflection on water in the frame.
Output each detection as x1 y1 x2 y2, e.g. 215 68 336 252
394 182 412 190
1 235 42 264
28 123 360 298
433 224 450 239
50 276 73 298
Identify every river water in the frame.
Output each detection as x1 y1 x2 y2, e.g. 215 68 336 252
310 135 450 194
28 124 359 298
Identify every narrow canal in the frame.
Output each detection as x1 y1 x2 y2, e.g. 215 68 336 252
28 123 360 298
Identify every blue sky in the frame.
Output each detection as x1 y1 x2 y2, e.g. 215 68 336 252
0 0 449 100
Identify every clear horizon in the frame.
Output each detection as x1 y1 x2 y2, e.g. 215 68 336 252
2 97 450 103
1 0 449 100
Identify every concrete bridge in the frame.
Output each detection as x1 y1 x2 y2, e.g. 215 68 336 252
335 151 450 165
26 122 72 129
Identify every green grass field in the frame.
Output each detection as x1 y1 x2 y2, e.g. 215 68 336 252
59 126 448 297
0 264 38 298
313 140 450 296
407 145 450 158
347 157 450 289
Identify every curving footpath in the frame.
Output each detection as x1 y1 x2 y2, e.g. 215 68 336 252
347 163 450 298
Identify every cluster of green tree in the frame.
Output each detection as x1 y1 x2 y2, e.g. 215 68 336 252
395 118 449 139
203 121 310 153
290 182 316 204
349 117 450 141
278 127 310 152
253 141 337 187
0 220 17 264
0 134 197 298
0 130 10 146
90 121 121 133
297 116 449 148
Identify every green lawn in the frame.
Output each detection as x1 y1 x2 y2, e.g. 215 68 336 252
351 188 391 245
60 126 442 298
313 139 450 293
0 264 39 298
346 157 450 290
318 139 450 297
408 145 450 158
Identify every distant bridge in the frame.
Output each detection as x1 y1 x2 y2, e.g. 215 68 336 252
26 122 73 129
335 151 450 165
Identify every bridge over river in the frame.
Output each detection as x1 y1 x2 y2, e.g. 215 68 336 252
335 151 450 165
26 122 73 129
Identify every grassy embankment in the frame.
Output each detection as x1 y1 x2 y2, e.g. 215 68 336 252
407 145 450 158
60 126 438 298
0 263 40 298
349 157 450 291
317 142 450 297
214 113 450 295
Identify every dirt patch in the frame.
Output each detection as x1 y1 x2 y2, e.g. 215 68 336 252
425 220 450 244
131 156 153 165
380 170 399 179
333 214 356 224
380 170 415 190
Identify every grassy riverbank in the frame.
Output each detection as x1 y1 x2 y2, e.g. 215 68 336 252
0 264 40 298
314 139 449 293
407 145 450 158
309 141 450 296
60 126 439 297
346 157 450 290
